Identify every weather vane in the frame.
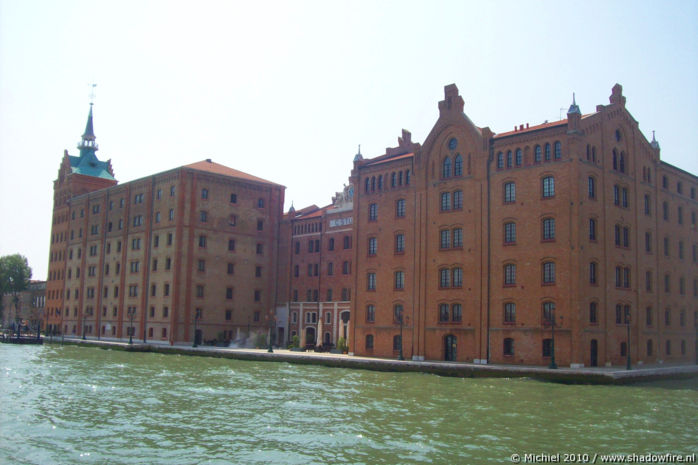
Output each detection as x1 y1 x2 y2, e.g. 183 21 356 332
89 83 97 106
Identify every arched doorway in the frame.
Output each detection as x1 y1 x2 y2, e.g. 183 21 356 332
444 334 457 361
305 327 315 347
590 339 598 367
324 332 331 345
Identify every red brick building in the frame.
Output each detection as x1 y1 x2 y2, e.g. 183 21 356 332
351 84 697 367
281 184 354 348
45 106 285 345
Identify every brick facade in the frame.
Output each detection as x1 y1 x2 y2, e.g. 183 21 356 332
350 84 697 367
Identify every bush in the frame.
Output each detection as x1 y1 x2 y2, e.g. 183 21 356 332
337 337 348 353
289 334 300 349
254 332 267 348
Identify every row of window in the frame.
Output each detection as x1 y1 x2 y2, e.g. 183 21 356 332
291 288 352 302
294 236 352 254
496 141 562 170
293 261 351 277
364 170 412 194
502 177 555 204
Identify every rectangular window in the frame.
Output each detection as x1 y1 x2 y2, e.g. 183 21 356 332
368 203 377 221
256 243 263 255
343 236 351 249
453 267 463 288
440 192 451 211
200 211 207 222
504 303 516 323
504 222 516 244
367 273 376 291
504 182 516 203
542 177 555 198
439 268 450 288
542 262 555 284
198 235 207 248
440 229 451 249
589 218 597 241
588 176 596 199
395 233 405 253
396 199 406 217
394 271 404 290
453 228 463 248
368 237 377 256
366 305 375 322
453 190 463 210
542 218 555 241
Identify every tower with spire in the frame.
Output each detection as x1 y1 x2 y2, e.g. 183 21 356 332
45 104 118 335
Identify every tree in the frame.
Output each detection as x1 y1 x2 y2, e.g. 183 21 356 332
0 254 32 325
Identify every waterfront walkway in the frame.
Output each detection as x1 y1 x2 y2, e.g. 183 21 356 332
44 336 698 385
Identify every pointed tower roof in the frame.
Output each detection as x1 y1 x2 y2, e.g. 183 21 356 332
82 104 96 141
68 105 116 180
567 92 581 115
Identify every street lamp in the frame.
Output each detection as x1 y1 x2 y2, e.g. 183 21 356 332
549 307 558 370
625 308 631 370
193 308 201 348
82 314 87 340
266 313 274 353
127 308 136 345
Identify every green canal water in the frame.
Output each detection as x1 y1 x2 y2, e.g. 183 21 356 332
1 345 696 465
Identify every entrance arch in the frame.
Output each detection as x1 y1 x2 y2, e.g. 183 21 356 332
305 327 316 346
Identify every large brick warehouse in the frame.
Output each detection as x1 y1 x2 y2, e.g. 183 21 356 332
45 83 697 367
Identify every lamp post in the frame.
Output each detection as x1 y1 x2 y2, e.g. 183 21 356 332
549 307 558 370
266 313 274 353
625 308 631 370
193 308 201 348
127 307 136 345
82 314 87 340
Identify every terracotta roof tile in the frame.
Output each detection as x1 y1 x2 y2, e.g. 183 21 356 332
185 160 283 186
365 152 414 167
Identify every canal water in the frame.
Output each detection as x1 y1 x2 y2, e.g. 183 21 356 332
1 345 696 465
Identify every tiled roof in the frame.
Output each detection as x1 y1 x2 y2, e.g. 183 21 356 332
494 114 594 138
185 160 283 187
364 152 414 167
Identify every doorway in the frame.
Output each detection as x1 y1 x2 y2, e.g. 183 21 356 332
590 339 598 367
444 335 457 361
194 329 202 346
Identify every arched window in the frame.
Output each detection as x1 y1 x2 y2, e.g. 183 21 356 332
619 152 626 173
454 154 463 176
371 176 376 192
506 150 513 168
442 157 452 178
647 339 653 356
534 145 542 163
544 143 551 161
391 172 396 187
377 175 383 190
405 170 411 185
589 302 598 323
365 178 370 193
515 148 523 166
497 152 504 169
554 141 562 159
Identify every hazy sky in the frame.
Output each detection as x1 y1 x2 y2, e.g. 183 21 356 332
1 0 697 281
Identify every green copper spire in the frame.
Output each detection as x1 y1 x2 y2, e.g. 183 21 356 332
69 104 115 180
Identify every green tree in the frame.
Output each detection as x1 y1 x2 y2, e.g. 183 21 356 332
0 254 33 325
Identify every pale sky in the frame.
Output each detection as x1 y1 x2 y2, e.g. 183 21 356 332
1 0 697 281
